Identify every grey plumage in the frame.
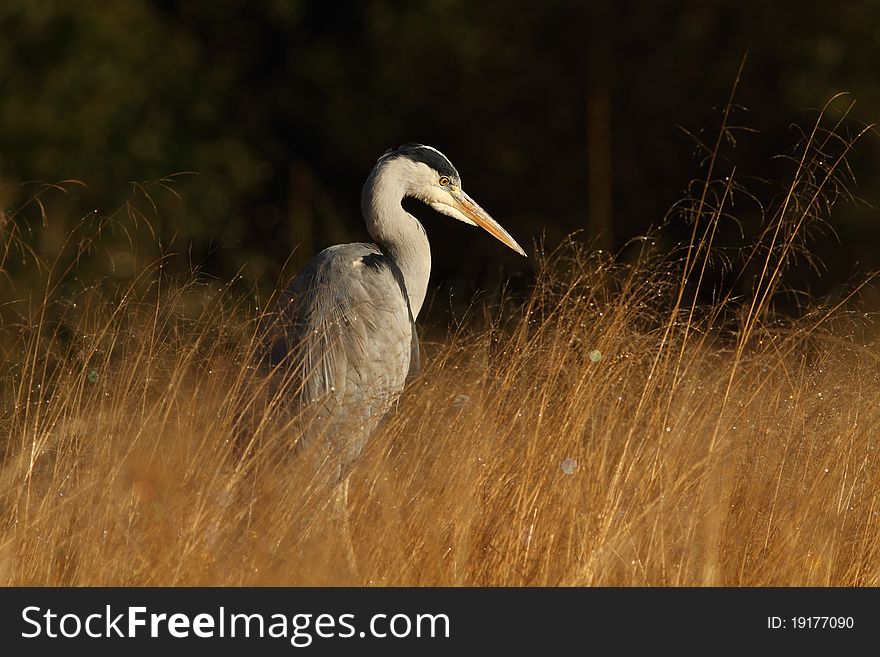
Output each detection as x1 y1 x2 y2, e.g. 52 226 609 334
257 143 525 480
264 243 418 474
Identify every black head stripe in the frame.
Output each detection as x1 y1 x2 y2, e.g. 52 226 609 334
382 143 459 181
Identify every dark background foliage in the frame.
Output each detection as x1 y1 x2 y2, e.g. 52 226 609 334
1 0 878 317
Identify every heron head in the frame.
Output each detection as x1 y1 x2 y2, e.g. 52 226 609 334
379 143 526 257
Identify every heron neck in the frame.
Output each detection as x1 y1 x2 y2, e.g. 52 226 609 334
362 172 431 319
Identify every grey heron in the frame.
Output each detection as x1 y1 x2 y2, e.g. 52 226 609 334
262 143 525 473
256 144 524 572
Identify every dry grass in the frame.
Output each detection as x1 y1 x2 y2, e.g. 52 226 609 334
2 93 879 586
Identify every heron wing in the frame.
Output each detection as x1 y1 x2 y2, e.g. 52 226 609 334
264 242 416 465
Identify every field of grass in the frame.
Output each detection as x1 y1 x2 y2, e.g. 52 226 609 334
1 97 879 586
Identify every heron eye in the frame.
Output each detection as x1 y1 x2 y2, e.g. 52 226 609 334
438 176 451 187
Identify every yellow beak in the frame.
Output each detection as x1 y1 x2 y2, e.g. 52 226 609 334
451 190 527 257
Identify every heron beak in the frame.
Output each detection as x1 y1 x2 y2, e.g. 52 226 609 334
451 189 527 257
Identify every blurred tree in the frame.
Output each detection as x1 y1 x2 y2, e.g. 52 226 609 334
0 0 877 308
